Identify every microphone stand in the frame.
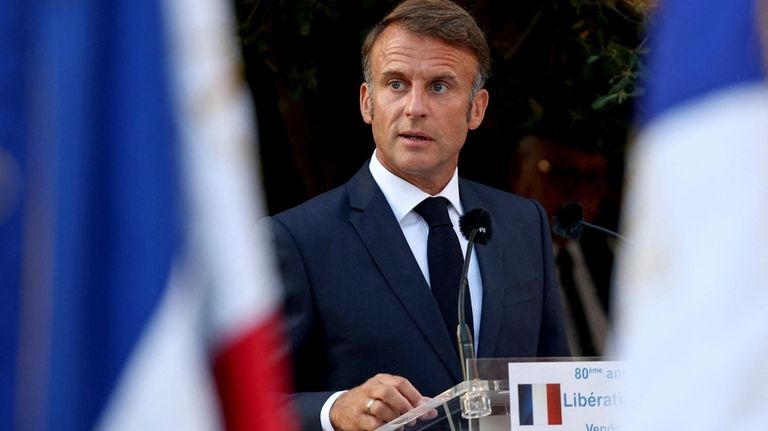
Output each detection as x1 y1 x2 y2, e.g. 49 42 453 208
456 227 492 419
457 229 478 381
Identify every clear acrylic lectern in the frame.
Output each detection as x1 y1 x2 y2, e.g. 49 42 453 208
375 357 587 431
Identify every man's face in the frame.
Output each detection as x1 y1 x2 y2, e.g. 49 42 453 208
360 25 489 193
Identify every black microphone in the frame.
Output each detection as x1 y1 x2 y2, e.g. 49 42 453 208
457 208 493 380
553 202 630 242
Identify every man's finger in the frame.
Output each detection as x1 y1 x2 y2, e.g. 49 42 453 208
366 397 400 423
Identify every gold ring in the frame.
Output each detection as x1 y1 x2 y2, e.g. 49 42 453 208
365 398 376 414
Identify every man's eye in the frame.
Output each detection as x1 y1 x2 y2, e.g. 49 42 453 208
389 81 403 90
432 82 448 93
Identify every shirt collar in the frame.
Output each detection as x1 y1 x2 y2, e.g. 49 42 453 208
369 150 463 222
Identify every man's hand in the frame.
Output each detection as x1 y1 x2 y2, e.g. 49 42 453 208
329 373 434 431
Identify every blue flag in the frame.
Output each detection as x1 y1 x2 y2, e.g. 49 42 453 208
3 1 179 429
638 0 765 124
0 0 27 429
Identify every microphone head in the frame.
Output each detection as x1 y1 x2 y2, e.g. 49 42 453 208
459 208 493 245
553 202 584 239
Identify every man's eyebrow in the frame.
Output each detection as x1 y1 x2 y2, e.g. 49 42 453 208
379 69 406 81
377 70 460 83
431 74 459 85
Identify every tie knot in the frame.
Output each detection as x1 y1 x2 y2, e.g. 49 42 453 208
414 197 453 228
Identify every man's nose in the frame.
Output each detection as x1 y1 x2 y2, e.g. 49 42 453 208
404 88 427 118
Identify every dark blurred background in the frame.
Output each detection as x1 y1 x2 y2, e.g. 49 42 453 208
235 0 649 353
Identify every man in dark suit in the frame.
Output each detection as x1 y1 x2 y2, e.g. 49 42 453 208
268 1 570 430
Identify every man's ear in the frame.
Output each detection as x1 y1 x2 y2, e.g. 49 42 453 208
360 82 373 124
468 88 489 130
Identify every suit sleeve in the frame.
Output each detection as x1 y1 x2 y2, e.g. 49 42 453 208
262 216 334 431
532 201 572 357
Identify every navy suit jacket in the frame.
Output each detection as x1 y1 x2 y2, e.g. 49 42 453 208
268 164 570 430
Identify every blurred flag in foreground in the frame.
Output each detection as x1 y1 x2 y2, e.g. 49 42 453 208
615 0 767 430
1 0 295 430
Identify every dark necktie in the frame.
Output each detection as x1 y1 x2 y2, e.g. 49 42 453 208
414 197 473 348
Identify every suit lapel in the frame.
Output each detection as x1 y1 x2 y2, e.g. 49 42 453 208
459 181 506 358
347 165 462 382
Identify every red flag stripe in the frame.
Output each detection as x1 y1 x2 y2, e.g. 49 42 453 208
213 312 297 431
546 383 562 425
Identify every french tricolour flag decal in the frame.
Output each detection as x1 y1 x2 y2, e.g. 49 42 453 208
518 384 563 426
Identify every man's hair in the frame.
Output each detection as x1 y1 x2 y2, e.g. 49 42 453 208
361 0 491 99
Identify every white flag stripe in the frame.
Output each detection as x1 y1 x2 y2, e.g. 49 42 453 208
162 0 281 348
531 384 549 425
616 83 768 430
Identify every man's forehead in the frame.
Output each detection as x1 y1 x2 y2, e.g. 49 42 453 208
373 25 475 58
369 25 479 75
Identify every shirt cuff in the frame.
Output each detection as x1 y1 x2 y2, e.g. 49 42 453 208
320 390 347 431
